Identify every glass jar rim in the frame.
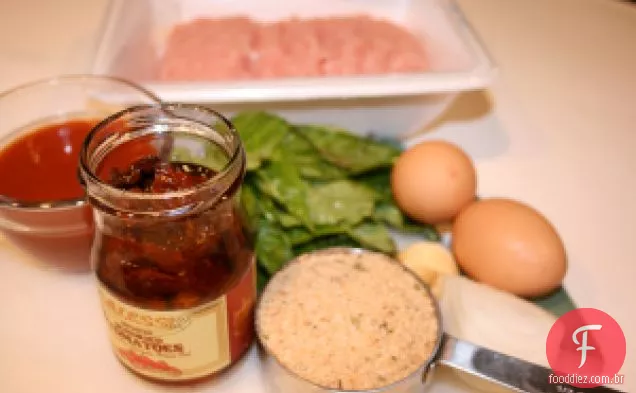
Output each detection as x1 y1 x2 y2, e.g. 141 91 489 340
78 103 245 212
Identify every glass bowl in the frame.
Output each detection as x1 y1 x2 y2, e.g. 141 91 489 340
0 75 161 272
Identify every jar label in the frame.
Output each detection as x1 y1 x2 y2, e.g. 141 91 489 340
97 286 231 381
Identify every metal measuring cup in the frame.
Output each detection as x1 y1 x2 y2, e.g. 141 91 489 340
255 248 623 393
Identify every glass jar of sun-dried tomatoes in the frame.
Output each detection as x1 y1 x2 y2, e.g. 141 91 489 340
79 104 256 382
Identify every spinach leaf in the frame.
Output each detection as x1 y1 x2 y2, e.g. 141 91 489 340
357 169 440 242
255 162 312 228
239 182 261 228
177 110 449 291
347 221 396 254
170 142 229 172
255 222 294 275
312 224 348 237
373 201 405 228
257 195 302 227
257 266 270 292
243 173 303 228
297 124 401 174
287 225 349 246
287 227 314 246
306 180 377 226
372 199 441 242
232 111 289 171
277 213 303 228
293 234 361 256
400 220 441 242
272 128 347 180
258 196 279 224
354 168 393 201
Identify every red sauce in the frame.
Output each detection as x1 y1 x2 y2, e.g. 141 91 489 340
0 119 98 202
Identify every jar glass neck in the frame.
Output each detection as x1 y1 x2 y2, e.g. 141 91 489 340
78 104 245 218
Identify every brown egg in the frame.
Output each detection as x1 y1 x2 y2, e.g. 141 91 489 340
391 140 477 224
452 198 567 298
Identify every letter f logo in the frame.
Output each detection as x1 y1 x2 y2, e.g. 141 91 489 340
572 324 602 368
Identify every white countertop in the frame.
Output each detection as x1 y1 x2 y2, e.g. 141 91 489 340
1 0 634 391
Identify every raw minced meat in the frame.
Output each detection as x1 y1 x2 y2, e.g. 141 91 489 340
160 17 256 81
159 15 428 81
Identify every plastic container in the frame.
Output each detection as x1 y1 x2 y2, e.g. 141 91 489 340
92 0 496 138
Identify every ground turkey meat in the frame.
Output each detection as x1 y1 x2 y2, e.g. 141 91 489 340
159 15 428 81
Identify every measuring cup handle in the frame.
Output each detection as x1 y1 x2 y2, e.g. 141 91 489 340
437 334 624 393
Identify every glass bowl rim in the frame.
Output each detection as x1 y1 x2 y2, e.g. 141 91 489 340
0 74 162 210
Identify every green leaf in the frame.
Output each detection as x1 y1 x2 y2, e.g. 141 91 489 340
286 227 314 245
287 225 349 246
246 178 304 228
532 286 577 317
355 168 441 241
232 111 290 171
239 182 261 228
373 200 440 242
401 220 441 242
258 196 278 224
297 125 401 174
230 111 445 280
293 234 361 256
170 143 228 172
271 128 347 180
354 168 393 201
277 213 303 228
374 201 405 228
257 266 270 292
255 222 294 276
255 162 312 228
306 180 377 226
255 195 300 227
311 224 348 237
347 221 396 254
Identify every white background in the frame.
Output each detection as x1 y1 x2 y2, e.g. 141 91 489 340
0 0 634 391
